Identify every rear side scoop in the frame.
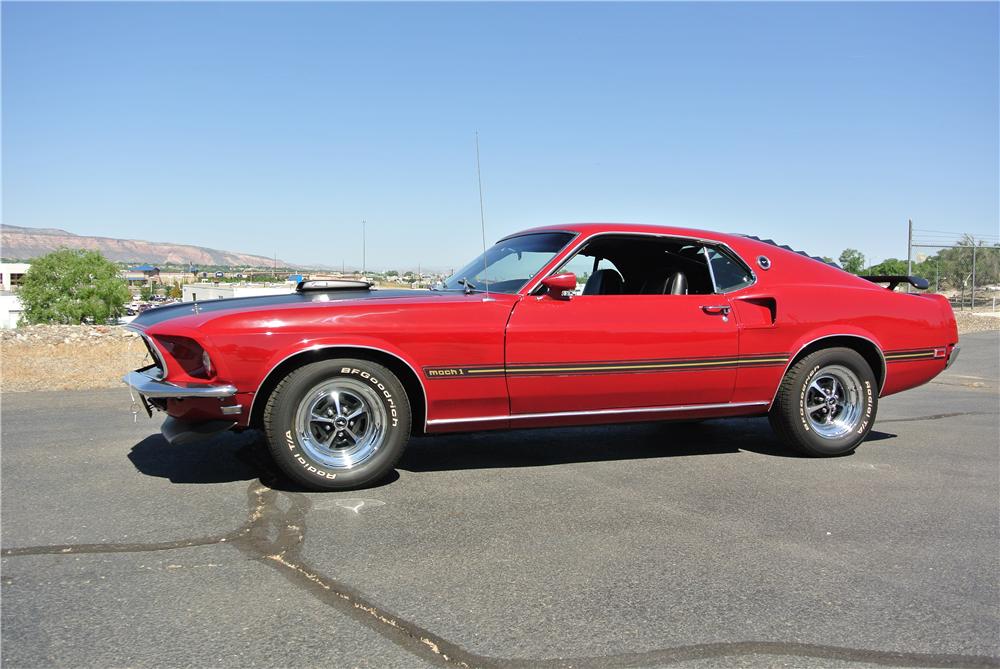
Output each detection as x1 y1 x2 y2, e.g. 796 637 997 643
861 275 929 291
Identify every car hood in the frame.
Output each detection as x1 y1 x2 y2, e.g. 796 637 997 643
129 289 441 328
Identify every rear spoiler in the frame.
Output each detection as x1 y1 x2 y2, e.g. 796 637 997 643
296 279 372 292
860 275 929 291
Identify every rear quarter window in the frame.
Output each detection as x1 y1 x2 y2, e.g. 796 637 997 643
708 248 754 292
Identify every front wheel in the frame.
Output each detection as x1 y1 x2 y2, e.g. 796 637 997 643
769 347 878 457
262 358 411 490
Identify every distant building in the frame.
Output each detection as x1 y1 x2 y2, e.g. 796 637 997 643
0 263 29 328
0 294 23 329
124 265 161 285
1 262 30 292
183 282 295 302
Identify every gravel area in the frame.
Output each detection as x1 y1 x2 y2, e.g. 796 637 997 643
954 309 1000 334
1 325 150 393
1 313 996 393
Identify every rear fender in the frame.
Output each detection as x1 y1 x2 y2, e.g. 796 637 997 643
769 329 886 408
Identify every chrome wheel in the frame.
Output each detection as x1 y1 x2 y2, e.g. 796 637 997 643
293 378 387 470
804 365 864 439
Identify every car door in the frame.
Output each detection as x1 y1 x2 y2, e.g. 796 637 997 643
504 238 741 416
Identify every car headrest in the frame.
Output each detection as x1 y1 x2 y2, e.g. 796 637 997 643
667 271 688 295
583 269 624 295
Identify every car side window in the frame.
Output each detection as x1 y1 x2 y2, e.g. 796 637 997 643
558 253 621 294
552 235 717 295
706 248 754 292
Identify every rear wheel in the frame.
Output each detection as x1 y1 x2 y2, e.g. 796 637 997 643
769 347 877 456
263 358 411 490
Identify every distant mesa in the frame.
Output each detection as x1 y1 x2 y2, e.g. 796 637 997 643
0 224 290 268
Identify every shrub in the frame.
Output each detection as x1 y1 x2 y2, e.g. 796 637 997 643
19 249 130 324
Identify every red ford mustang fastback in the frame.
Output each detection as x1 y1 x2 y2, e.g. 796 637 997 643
125 223 959 490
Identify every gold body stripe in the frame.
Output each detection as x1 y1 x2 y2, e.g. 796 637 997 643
425 355 789 378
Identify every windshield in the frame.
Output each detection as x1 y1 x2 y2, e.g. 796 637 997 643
440 232 575 294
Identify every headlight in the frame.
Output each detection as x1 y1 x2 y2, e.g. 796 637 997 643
152 335 216 379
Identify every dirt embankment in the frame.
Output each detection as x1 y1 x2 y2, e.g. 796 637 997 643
953 310 1000 334
1 325 151 393
1 314 997 393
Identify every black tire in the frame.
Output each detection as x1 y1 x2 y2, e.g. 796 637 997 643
769 347 878 457
263 358 411 491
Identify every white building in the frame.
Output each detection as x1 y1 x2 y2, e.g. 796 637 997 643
182 282 295 302
0 263 29 328
0 294 23 329
1 263 30 292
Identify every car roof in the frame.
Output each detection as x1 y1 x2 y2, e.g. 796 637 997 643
502 222 740 244
504 223 841 269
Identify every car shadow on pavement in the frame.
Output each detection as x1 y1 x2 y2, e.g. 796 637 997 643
126 431 400 491
127 419 896 488
127 432 264 485
399 418 897 473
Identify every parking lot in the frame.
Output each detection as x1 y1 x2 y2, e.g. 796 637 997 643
2 332 997 669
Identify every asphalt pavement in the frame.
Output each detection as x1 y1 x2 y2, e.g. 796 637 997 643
2 332 998 668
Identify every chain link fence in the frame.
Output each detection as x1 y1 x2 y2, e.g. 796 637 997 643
907 224 1000 310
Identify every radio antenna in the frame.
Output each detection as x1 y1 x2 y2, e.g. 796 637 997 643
475 131 490 300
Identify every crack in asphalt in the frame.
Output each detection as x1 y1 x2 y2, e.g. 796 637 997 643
1 536 231 557
879 411 993 423
3 480 998 669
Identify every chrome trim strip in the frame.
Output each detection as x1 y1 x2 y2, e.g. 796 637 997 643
138 332 168 380
522 230 758 297
123 369 237 399
703 246 720 292
426 400 769 426
768 334 887 407
247 344 430 430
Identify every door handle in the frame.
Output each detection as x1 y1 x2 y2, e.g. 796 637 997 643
700 304 731 315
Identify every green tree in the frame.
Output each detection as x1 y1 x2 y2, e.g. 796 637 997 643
139 285 154 301
867 258 907 276
19 249 130 324
929 235 1000 290
838 248 866 274
168 281 183 299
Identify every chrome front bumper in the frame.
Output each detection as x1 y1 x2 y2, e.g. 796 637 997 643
123 369 238 399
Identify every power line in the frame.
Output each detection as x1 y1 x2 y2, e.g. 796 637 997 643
914 227 1000 237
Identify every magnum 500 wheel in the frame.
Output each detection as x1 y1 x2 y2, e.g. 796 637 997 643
263 358 411 491
769 347 878 457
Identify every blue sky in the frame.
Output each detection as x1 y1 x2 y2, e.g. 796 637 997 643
3 2 998 270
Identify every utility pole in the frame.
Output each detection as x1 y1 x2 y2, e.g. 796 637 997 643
362 220 367 278
971 238 977 309
906 219 913 292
